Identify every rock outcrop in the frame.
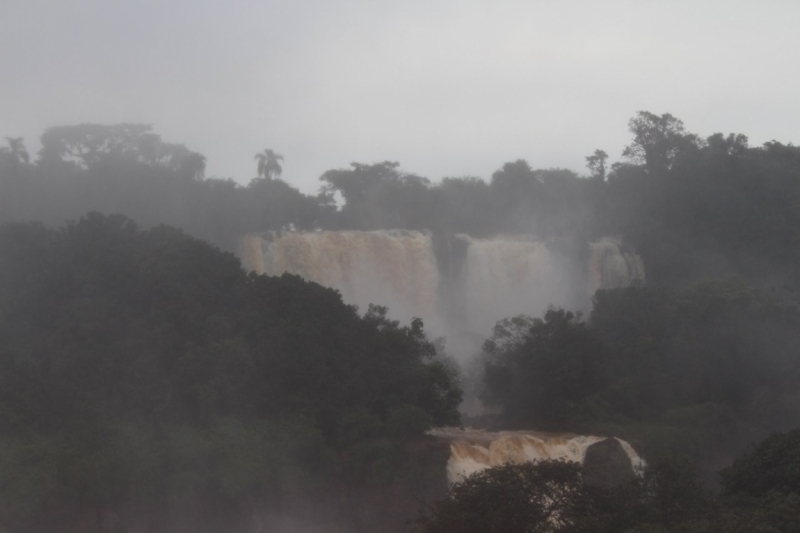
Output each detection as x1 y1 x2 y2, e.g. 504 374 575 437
583 437 637 487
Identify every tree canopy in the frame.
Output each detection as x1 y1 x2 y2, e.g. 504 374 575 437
416 442 800 533
0 213 460 532
414 460 588 533
3 114 800 290
481 280 800 468
415 457 715 533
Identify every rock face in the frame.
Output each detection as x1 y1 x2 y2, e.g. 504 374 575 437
583 437 637 487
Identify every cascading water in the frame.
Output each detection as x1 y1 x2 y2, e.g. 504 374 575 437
588 238 645 293
240 233 647 486
240 230 442 330
239 231 643 355
428 427 645 485
456 235 583 341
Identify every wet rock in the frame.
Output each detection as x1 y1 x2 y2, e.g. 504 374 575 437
583 438 636 487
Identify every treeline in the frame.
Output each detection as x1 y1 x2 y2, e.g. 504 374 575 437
0 214 460 532
3 112 800 287
480 280 800 474
1 116 800 530
0 125 325 252
415 430 800 533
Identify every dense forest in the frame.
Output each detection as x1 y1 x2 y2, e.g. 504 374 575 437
2 112 800 531
0 214 460 532
480 281 800 474
3 112 800 288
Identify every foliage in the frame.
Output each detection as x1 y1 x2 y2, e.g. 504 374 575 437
414 457 716 533
38 123 205 178
414 460 588 533
3 113 800 529
481 281 800 465
0 214 461 531
0 124 324 249
416 449 800 533
621 111 701 174
483 309 610 428
3 114 800 290
585 149 608 180
0 137 30 166
254 148 283 179
720 429 800 497
319 161 434 230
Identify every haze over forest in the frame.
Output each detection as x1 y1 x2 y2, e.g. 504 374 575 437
2 109 800 532
2 2 800 532
3 1 800 192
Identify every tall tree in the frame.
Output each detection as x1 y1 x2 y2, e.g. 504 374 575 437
0 137 29 165
254 148 283 179
586 149 608 180
622 111 700 174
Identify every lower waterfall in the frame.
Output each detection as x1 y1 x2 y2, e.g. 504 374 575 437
428 427 645 485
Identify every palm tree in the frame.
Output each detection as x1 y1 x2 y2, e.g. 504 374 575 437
4 137 29 165
254 149 283 179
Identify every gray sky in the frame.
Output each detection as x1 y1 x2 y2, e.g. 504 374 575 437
2 0 799 194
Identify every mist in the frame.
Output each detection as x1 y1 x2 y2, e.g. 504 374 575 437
3 2 800 532
3 1 800 193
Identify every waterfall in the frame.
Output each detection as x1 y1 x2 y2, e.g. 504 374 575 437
428 427 645 485
589 238 645 293
239 231 644 354
239 230 441 330
457 235 580 338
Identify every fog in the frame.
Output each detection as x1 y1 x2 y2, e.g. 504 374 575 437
3 2 800 532
3 1 800 193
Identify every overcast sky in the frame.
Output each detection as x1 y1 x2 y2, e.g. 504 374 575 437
2 0 799 193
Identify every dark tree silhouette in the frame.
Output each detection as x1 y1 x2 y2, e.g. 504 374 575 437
1 137 29 165
254 148 283 179
585 149 608 180
622 111 700 174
